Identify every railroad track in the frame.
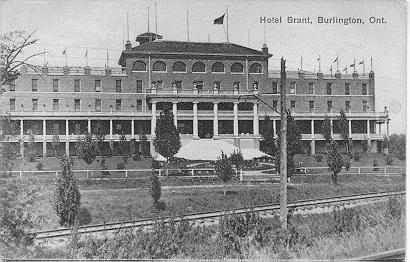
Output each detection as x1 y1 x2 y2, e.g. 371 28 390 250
35 190 405 240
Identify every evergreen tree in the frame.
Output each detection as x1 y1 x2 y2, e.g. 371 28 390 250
260 114 275 156
26 129 36 162
149 172 161 207
154 109 181 161
275 110 302 178
321 114 332 144
215 152 235 196
118 133 129 163
75 133 98 179
51 130 60 158
326 141 344 185
337 109 350 154
93 120 106 157
53 156 81 227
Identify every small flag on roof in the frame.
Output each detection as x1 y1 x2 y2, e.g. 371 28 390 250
358 60 364 65
214 14 225 24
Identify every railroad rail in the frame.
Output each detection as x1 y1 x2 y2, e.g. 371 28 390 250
35 190 405 240
352 247 405 261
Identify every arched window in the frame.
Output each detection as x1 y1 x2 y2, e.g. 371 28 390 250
230 62 244 73
172 61 187 72
192 62 206 73
132 60 146 71
153 61 167 72
211 62 225 73
249 63 262 73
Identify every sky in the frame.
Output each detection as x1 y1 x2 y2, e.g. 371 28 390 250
0 0 406 134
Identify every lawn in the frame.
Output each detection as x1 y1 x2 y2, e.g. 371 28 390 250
31 173 405 231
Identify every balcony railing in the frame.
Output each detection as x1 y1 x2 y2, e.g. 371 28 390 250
146 88 258 95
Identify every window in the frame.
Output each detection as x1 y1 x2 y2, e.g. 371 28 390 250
136 100 142 111
230 62 244 73
309 101 314 112
273 100 277 110
172 61 187 72
290 82 296 94
327 101 333 112
192 62 206 73
53 99 59 111
95 80 101 92
308 83 314 94
326 83 332 95
345 83 350 95
211 62 225 73
53 79 59 92
32 79 38 92
136 80 143 93
116 99 121 111
195 81 203 90
132 60 146 71
362 101 368 112
10 98 15 111
362 83 367 95
172 81 183 89
345 101 351 112
9 81 15 92
32 99 38 111
290 101 296 111
233 81 240 89
74 79 80 92
116 80 122 93
249 63 262 73
95 99 101 112
74 99 80 111
272 82 278 94
213 81 221 89
153 61 167 72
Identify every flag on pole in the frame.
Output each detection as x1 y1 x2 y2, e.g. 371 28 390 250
330 65 333 73
349 63 355 67
333 57 338 63
214 14 225 24
317 57 320 61
358 60 364 65
85 50 88 58
343 67 347 72
62 49 66 55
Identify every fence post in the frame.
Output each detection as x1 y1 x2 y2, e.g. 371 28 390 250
240 169 243 182
19 171 22 179
158 170 161 177
191 169 194 176
55 171 58 177
358 167 361 175
90 170 93 179
125 170 128 179
384 167 387 174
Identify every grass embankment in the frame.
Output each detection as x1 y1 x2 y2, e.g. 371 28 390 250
26 195 406 260
30 173 405 231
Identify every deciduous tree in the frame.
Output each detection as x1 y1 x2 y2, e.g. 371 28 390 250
75 133 98 179
321 114 332 144
260 114 275 156
229 150 244 177
327 141 343 185
337 109 350 154
215 152 235 196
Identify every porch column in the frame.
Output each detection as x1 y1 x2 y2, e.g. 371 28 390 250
65 119 69 156
213 102 219 138
42 119 46 157
253 103 259 135
131 120 135 138
348 120 352 138
88 120 91 133
233 102 238 137
109 119 113 150
20 119 24 157
150 102 157 155
193 102 198 139
367 119 371 152
173 102 178 127
311 119 315 155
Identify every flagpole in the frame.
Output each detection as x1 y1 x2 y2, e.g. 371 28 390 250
86 48 88 67
122 26 125 48
300 56 303 71
155 1 158 37
187 10 190 42
371 57 373 71
127 12 130 41
65 49 67 67
226 5 229 42
106 49 109 68
43 48 46 66
363 58 365 75
354 58 356 72
337 55 339 72
318 55 321 71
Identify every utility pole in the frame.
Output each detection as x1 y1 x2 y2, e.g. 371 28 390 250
279 57 288 229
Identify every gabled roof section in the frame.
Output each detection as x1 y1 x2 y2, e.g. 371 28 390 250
118 40 272 66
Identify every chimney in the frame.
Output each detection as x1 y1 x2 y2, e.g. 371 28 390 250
125 40 132 51
262 44 269 55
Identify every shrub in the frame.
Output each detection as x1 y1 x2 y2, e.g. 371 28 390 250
385 154 394 165
152 160 161 170
353 151 361 162
344 156 351 172
36 162 44 170
116 162 125 170
333 207 362 233
132 153 141 162
385 196 404 221
77 207 92 226
314 154 323 162
215 152 235 195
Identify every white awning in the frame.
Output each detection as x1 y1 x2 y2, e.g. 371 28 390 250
174 139 239 161
155 153 167 162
